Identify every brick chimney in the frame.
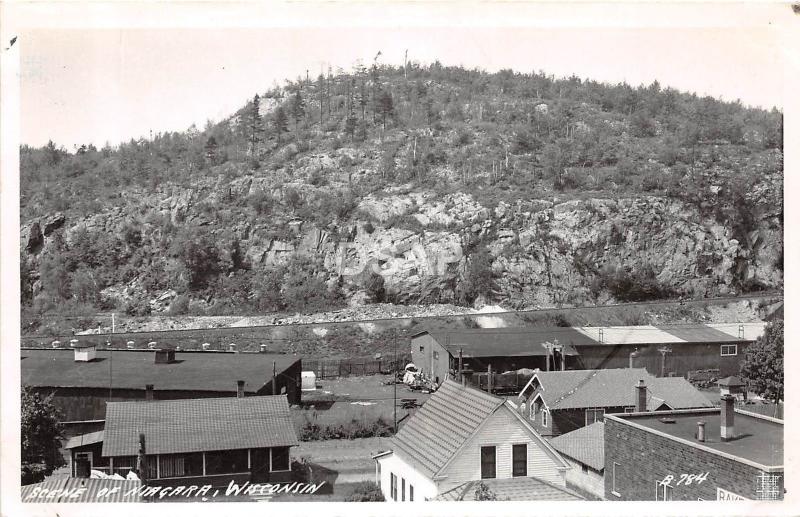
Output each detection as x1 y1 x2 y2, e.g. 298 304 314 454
237 380 245 398
635 379 647 412
721 394 735 441
145 384 154 401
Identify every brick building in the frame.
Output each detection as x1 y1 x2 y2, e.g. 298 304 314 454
604 396 783 501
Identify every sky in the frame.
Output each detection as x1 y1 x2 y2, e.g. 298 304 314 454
19 24 788 150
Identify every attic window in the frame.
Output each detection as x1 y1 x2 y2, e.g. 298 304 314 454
419 346 424 353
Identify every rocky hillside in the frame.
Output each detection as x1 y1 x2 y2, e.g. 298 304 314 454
20 63 783 335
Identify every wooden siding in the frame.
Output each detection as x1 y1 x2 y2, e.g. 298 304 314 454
573 342 751 378
439 405 565 493
377 454 438 502
410 334 450 385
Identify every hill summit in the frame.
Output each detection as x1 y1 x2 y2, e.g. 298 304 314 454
20 62 783 334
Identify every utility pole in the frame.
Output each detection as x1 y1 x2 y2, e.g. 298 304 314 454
393 328 397 434
658 347 672 378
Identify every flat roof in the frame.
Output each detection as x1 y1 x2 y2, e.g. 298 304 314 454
608 409 783 468
575 323 764 345
422 328 588 358
414 323 764 356
21 348 300 393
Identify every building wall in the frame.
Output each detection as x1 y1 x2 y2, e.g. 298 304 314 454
439 405 566 493
255 359 302 405
562 456 604 500
410 334 450 385
32 359 302 422
377 454 438 502
604 417 783 501
574 342 751 378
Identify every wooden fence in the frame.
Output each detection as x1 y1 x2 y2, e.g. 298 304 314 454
304 354 412 379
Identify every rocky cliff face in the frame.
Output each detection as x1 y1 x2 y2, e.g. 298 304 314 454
21 173 783 312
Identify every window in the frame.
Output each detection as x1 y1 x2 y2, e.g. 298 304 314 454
480 446 496 479
409 484 414 501
401 478 406 501
512 444 527 477
433 351 439 360
271 447 290 471
656 481 674 501
586 408 605 425
419 345 424 352
721 344 738 356
390 473 397 501
542 410 548 427
611 462 621 496
529 403 534 420
205 449 249 475
158 453 203 478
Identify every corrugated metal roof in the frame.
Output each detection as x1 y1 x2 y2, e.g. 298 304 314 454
434 476 584 501
102 395 298 457
575 323 765 345
425 328 591 358
418 323 764 358
64 431 104 450
549 422 605 471
391 380 505 478
21 349 299 392
531 369 714 410
21 477 143 503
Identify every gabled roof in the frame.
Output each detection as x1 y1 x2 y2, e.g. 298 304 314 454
718 375 746 387
389 380 567 479
102 395 298 457
21 348 299 393
549 422 605 471
391 380 505 478
419 328 587 358
522 368 714 411
434 476 584 501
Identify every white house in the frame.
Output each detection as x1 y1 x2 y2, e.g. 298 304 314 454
373 380 574 501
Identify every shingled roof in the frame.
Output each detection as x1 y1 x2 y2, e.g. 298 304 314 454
548 421 605 471
391 380 505 478
389 380 568 479
434 476 584 501
523 368 714 411
102 395 298 457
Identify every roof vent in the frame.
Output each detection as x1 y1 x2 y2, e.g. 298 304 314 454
658 417 676 424
228 343 237 352
148 341 157 350
154 348 176 364
73 343 97 362
126 341 135 349
259 344 267 353
202 343 211 351
69 339 79 348
51 340 61 349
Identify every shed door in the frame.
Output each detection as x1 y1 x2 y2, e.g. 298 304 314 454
74 452 92 478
